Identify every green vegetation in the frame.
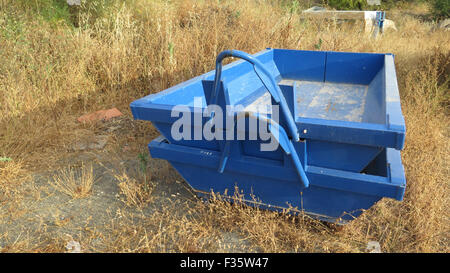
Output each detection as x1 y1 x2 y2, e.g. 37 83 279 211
430 0 450 19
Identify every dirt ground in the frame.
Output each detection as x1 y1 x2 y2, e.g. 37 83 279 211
0 116 258 252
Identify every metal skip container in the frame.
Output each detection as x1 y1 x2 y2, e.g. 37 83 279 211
130 48 407 223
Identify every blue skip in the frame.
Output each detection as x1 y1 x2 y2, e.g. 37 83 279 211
131 48 406 224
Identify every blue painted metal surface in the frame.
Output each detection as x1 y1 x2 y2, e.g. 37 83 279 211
149 136 405 223
130 48 407 223
211 50 299 141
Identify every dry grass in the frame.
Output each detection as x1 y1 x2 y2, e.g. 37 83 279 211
0 0 448 252
0 159 30 206
50 163 95 199
115 171 152 208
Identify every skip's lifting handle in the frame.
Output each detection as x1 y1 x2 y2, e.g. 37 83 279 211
209 50 299 142
209 50 309 188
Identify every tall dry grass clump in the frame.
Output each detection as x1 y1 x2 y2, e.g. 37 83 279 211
0 0 448 252
115 171 152 208
0 159 30 205
50 163 95 199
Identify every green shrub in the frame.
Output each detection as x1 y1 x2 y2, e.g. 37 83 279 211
12 0 116 28
39 0 72 24
430 0 450 20
14 0 73 26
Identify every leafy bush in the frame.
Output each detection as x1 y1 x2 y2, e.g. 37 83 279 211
13 0 115 27
430 0 450 20
14 0 73 25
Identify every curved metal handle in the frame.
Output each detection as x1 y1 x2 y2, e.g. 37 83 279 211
217 112 309 188
240 112 309 188
209 50 299 142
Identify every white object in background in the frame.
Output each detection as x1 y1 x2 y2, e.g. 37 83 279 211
364 11 378 34
67 0 81 6
303 6 327 12
383 19 398 31
366 241 382 253
438 19 450 30
367 0 381 5
66 240 82 253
